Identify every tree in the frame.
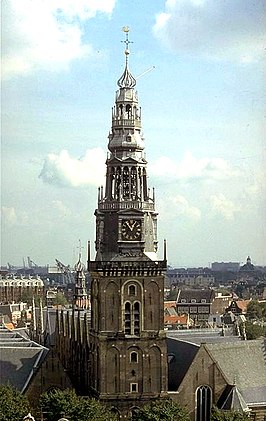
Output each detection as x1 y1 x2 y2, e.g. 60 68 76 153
39 389 117 421
21 290 41 306
246 300 266 322
211 406 250 420
0 385 30 421
53 292 68 306
244 321 266 340
246 301 263 320
131 399 190 421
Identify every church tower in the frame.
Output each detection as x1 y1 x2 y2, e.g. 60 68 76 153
88 28 168 417
73 252 89 310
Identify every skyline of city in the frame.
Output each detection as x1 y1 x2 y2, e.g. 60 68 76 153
2 0 266 268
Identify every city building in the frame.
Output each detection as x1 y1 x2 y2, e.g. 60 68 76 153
225 299 251 315
164 301 193 329
0 302 30 326
211 262 240 272
166 267 215 288
0 274 44 303
176 289 215 325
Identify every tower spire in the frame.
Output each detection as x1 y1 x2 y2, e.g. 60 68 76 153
117 27 136 88
73 247 88 310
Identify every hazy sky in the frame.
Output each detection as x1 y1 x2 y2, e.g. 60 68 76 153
1 0 266 268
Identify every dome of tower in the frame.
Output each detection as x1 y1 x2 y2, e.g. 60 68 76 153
108 131 145 152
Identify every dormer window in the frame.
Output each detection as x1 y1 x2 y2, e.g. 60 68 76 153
191 299 196 303
181 299 186 303
201 299 206 303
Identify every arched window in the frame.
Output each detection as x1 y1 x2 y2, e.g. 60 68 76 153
124 301 141 336
130 406 140 418
196 385 212 421
125 302 131 335
126 104 132 118
130 351 138 363
128 284 136 296
133 302 140 335
110 406 120 420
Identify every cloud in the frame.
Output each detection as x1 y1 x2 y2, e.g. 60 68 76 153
2 0 116 79
153 0 266 62
210 193 240 220
39 148 106 187
1 207 17 225
171 195 201 220
52 200 72 218
150 151 238 181
1 206 29 226
159 194 201 221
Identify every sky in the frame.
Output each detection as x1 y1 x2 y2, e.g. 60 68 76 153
1 0 266 268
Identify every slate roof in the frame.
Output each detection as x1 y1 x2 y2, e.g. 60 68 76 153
217 385 250 412
205 339 266 406
0 327 48 392
167 328 241 390
167 327 241 345
177 289 215 303
167 337 199 391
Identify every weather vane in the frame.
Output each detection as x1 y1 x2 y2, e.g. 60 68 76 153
121 26 133 54
77 239 84 260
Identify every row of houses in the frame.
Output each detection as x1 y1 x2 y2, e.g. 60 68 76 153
164 289 252 329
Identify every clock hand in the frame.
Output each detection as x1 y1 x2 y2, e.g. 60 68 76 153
125 221 134 231
130 220 137 229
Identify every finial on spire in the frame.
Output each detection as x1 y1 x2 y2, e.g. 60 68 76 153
121 26 133 57
117 26 136 88
77 239 84 261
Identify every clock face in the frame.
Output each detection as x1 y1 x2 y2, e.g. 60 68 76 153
121 219 141 241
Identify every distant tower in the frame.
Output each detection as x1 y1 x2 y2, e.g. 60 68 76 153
73 253 89 310
88 27 168 418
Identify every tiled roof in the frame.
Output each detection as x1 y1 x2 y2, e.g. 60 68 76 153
235 300 251 312
177 289 215 303
0 327 48 392
205 339 266 406
217 384 250 412
164 301 176 308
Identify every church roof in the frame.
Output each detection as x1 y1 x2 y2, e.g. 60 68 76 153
0 327 48 392
205 339 266 406
217 384 250 412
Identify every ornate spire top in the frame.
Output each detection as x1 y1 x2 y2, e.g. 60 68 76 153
74 239 85 273
117 26 136 88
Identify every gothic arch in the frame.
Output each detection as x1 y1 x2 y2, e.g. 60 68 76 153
106 347 120 393
148 345 161 393
145 280 161 330
105 281 119 331
195 385 212 421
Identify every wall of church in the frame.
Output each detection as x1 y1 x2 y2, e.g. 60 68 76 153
172 346 227 419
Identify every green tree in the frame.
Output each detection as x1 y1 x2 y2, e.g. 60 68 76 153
39 389 117 421
131 399 190 421
246 301 263 320
244 321 266 340
53 292 68 306
0 385 30 421
21 290 41 306
211 406 250 420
